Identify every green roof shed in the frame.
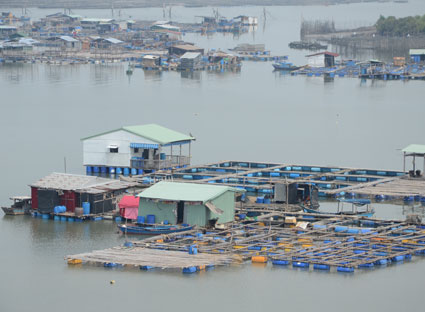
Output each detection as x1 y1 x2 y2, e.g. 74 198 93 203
137 181 243 227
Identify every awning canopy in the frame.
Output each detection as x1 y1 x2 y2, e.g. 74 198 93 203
402 144 425 156
130 143 159 149
118 195 140 209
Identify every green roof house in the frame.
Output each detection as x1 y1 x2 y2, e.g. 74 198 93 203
81 124 195 175
137 181 242 227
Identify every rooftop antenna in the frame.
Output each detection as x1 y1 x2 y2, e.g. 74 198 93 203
111 1 115 18
163 3 166 19
168 6 172 19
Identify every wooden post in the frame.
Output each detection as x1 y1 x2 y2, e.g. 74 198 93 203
171 145 173 167
413 155 416 172
189 142 191 165
403 152 406 172
179 144 182 166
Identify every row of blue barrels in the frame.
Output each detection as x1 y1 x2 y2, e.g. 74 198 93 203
403 195 425 202
139 265 214 273
136 214 156 224
86 166 143 176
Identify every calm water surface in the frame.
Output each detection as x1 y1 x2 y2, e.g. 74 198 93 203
1 2 425 312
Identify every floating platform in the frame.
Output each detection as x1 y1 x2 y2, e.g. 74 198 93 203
127 160 415 200
66 212 425 274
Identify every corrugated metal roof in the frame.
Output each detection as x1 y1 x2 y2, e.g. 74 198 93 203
409 49 425 55
138 181 241 203
60 35 79 42
402 144 425 155
306 51 339 57
30 173 136 194
104 37 123 44
171 44 203 51
181 52 201 59
81 124 195 145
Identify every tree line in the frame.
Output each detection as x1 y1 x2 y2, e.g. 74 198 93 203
376 15 425 36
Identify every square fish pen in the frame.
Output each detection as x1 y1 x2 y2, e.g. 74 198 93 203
67 212 425 274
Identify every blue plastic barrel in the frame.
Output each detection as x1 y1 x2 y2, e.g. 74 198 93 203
146 214 155 224
256 197 264 204
272 260 289 266
109 167 116 174
41 214 50 220
182 267 197 274
86 166 92 174
93 166 100 173
163 220 169 225
264 198 271 204
138 169 144 175
100 167 107 174
137 216 145 224
116 167 122 174
123 168 130 176
82 202 90 215
314 264 330 270
131 168 137 175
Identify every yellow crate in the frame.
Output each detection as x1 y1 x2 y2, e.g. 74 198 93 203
68 259 82 265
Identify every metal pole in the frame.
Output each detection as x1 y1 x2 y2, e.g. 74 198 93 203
189 142 192 165
179 144 182 166
64 157 67 173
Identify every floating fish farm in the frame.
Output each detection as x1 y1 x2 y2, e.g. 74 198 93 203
129 160 422 200
66 212 425 274
291 62 425 80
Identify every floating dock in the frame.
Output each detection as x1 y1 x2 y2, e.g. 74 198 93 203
126 160 425 200
66 212 425 274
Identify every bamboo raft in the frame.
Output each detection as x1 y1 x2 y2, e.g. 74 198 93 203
66 212 425 274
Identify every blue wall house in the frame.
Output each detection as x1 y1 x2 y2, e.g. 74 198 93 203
137 181 242 227
81 124 195 175
409 49 425 63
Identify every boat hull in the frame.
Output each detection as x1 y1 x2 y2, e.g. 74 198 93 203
118 224 194 235
302 205 374 217
1 207 26 215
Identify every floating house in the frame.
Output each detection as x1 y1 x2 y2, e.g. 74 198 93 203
142 55 161 68
306 51 339 67
234 16 258 26
409 49 425 63
0 25 17 39
168 44 204 56
46 35 81 50
82 124 195 175
90 37 123 49
179 52 202 70
402 144 425 176
30 173 136 214
137 181 242 226
118 195 139 220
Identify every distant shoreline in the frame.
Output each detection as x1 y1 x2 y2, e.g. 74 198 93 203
0 0 385 10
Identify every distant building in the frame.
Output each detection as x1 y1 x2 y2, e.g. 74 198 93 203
142 55 161 68
179 52 202 70
81 124 195 175
30 173 136 214
137 181 242 226
81 18 117 33
409 49 425 63
46 35 81 50
306 51 339 67
234 15 258 26
168 44 204 56
90 37 123 49
0 25 17 39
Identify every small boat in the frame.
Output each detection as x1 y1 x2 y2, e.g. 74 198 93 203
2 196 32 215
273 62 301 71
118 223 194 235
302 199 375 217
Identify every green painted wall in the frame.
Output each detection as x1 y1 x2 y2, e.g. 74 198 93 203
208 191 235 224
184 204 206 226
138 199 176 224
138 191 236 226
